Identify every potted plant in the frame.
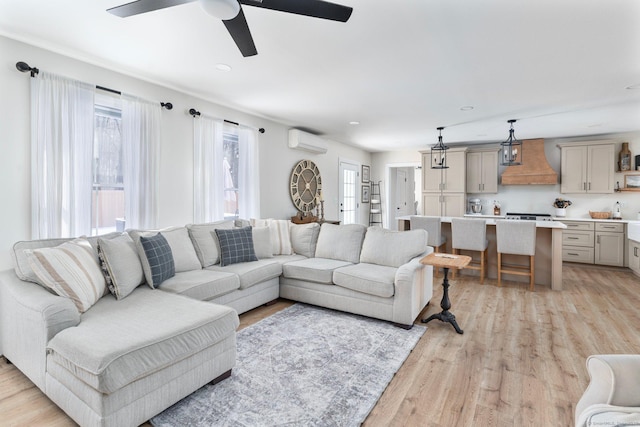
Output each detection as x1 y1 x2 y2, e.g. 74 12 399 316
553 198 572 217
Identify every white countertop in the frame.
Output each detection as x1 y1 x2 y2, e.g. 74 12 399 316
397 215 567 229
554 217 639 224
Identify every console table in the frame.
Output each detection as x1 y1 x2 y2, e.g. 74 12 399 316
420 252 471 334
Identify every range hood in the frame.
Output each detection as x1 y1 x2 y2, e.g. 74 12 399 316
501 139 558 185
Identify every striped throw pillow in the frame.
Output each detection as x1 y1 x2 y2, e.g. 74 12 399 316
26 238 107 313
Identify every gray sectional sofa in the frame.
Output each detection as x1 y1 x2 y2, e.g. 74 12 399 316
0 220 433 427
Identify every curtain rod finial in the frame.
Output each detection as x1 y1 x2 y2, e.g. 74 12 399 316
161 102 173 110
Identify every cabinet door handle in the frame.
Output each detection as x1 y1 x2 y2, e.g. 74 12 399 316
567 224 579 227
635 247 638 257
583 182 586 190
602 226 615 229
567 237 579 240
568 253 579 256
596 236 600 244
588 182 591 190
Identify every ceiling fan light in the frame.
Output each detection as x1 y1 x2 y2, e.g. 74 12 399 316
199 0 240 20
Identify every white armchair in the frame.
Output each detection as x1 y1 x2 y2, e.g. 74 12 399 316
575 354 640 427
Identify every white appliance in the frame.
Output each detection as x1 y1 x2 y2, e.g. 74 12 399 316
288 129 328 154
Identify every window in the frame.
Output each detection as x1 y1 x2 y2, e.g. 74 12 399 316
223 131 239 219
92 97 124 235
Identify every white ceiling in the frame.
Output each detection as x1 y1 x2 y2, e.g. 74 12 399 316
1 0 640 152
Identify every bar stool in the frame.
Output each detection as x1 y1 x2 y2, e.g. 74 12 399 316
409 215 446 252
410 215 447 277
450 218 488 283
496 220 536 290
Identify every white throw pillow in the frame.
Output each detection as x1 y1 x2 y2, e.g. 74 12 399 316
25 238 107 313
130 226 201 272
187 221 235 267
290 222 321 258
252 226 273 259
250 218 293 255
98 234 144 300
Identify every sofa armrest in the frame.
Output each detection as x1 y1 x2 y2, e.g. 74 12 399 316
392 247 434 325
575 354 640 427
0 269 80 391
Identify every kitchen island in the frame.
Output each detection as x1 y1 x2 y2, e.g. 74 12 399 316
398 215 567 291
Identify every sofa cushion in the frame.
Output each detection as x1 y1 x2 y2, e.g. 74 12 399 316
271 254 308 265
46 287 239 394
282 257 353 285
333 263 397 298
315 223 367 263
159 270 240 301
360 227 427 268
290 222 320 258
252 226 273 259
98 234 144 300
214 227 258 267
186 220 235 267
25 238 107 313
139 233 175 288
208 259 282 290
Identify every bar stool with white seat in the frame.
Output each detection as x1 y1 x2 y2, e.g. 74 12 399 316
496 220 537 290
409 215 447 253
450 218 488 283
410 215 447 277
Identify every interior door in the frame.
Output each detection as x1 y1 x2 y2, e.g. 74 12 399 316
339 161 359 224
395 169 408 218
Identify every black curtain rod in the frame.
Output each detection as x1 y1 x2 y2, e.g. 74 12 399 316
189 108 265 133
16 61 173 110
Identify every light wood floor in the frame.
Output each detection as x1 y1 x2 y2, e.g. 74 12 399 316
1 263 639 426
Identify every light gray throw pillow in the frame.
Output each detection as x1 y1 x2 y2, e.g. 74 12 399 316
315 223 367 263
290 222 320 258
98 234 144 300
252 226 273 259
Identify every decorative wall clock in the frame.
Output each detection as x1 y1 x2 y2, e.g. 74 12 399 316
290 159 322 213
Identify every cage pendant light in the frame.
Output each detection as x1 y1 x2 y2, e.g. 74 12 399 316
500 119 522 166
431 127 449 169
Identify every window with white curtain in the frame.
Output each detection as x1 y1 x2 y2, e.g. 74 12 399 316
193 118 260 222
92 94 124 235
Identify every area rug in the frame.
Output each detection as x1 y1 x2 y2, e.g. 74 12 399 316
151 303 426 427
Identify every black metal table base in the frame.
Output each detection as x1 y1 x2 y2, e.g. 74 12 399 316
421 267 463 334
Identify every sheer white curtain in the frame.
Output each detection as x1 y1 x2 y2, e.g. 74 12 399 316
30 72 95 239
238 126 260 219
121 95 161 230
193 116 225 222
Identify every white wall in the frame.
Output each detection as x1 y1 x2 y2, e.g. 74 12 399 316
0 35 371 270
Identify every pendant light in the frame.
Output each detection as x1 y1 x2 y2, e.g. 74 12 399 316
431 127 449 169
500 119 522 166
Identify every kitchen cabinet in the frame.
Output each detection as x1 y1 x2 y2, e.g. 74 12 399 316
422 193 466 217
559 142 615 194
422 148 467 193
629 239 640 276
466 148 499 194
594 222 625 267
420 147 467 217
562 220 626 266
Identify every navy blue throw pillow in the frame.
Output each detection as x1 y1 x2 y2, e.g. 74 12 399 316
140 233 175 287
214 226 258 267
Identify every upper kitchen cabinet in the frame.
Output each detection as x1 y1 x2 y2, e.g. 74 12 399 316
466 148 499 194
559 142 615 194
421 148 467 193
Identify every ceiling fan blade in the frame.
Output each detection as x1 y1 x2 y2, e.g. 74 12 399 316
239 0 353 22
223 8 258 57
107 0 196 17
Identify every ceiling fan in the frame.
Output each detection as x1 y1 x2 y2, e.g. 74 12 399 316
107 0 353 57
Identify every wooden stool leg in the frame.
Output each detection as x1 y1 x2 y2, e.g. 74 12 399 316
480 249 486 285
497 252 502 287
450 248 457 278
529 255 535 291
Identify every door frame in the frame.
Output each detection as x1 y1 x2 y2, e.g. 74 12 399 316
385 162 421 229
338 158 361 224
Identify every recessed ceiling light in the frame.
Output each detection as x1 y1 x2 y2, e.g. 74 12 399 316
460 106 474 111
216 63 232 72
625 83 640 90
349 121 360 125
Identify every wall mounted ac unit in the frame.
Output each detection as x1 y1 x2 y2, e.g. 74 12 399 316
288 129 328 154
